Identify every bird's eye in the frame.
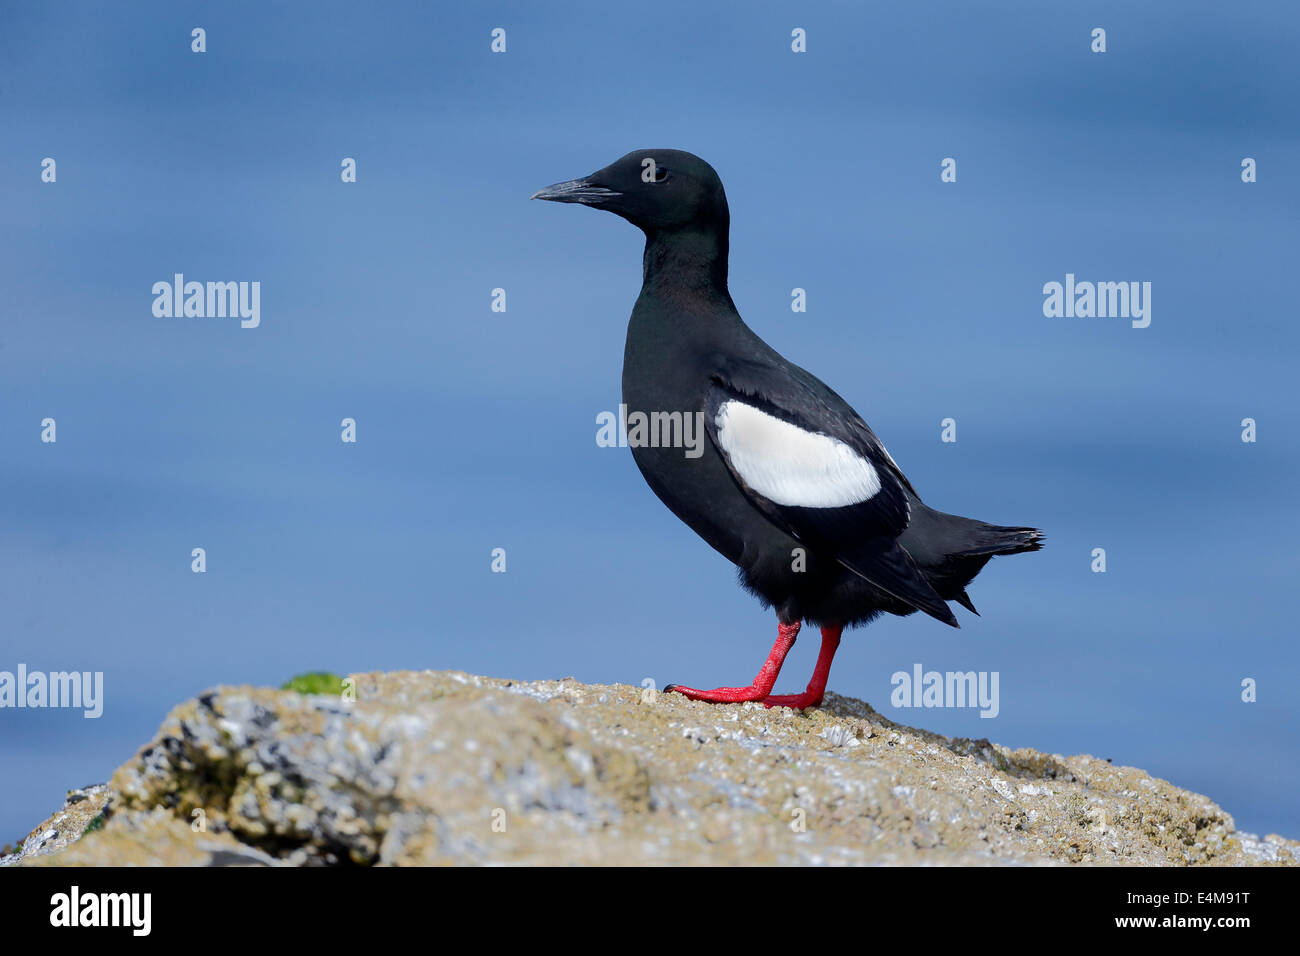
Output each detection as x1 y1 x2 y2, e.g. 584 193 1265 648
653 165 670 183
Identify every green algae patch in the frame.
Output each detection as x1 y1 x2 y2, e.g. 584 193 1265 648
281 672 345 696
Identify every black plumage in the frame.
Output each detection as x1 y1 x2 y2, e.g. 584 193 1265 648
534 149 1042 707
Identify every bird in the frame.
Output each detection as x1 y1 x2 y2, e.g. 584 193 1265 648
533 149 1042 709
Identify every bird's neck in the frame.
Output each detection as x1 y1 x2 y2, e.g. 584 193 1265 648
641 226 730 299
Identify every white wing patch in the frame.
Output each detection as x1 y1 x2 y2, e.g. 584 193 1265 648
713 400 881 508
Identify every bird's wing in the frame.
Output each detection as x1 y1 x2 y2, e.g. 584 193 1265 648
704 360 957 627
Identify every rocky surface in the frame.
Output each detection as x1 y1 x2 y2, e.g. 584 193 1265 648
5 670 1297 866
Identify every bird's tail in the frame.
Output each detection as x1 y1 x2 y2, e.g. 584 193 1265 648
946 524 1044 558
898 505 1044 611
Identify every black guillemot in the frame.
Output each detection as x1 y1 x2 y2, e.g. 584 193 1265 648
534 149 1042 708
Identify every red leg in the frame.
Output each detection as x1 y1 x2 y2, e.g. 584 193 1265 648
665 621 800 703
764 623 842 709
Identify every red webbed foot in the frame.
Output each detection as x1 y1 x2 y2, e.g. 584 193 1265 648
763 690 826 709
664 621 800 704
762 623 842 710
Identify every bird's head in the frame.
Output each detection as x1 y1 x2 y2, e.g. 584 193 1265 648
531 149 728 234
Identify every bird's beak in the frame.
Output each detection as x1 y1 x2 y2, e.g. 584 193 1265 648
530 178 622 206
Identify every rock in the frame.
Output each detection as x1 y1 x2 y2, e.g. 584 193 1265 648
1 784 110 866
5 670 1297 866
